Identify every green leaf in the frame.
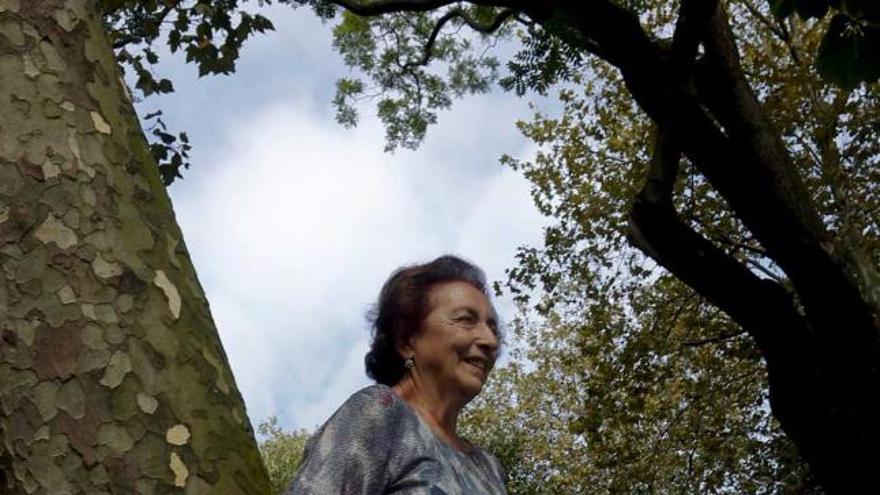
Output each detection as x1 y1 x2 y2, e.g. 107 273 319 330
252 14 274 32
193 2 213 16
144 47 159 64
154 130 176 145
169 30 182 52
157 79 174 93
817 14 880 89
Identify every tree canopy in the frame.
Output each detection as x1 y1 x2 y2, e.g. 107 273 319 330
452 1 874 492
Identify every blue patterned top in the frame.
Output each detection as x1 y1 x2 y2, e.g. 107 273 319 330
285 384 508 495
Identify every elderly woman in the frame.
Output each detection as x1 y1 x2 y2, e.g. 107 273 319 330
286 255 507 494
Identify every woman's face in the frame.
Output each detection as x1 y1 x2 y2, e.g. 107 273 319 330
403 281 500 402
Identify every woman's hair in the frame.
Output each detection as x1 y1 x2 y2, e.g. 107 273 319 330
365 255 498 386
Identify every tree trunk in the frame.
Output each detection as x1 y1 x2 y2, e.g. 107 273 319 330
0 1 271 493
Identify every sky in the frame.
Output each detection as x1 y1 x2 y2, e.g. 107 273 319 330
140 5 550 432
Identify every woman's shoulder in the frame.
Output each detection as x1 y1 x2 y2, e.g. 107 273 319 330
346 383 397 404
338 383 404 415
322 384 414 433
288 385 414 494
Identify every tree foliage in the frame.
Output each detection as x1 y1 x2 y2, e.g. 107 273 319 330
257 417 310 494
458 0 876 492
462 309 820 494
327 5 510 150
100 0 277 183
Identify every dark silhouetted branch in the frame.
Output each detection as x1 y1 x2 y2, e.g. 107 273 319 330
671 0 719 68
405 7 517 68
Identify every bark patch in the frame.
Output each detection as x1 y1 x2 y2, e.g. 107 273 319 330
34 214 77 249
100 351 131 388
92 254 122 279
153 270 180 320
105 455 139 493
90 111 111 134
33 322 82 380
169 451 188 487
57 411 98 466
165 424 189 446
136 392 157 414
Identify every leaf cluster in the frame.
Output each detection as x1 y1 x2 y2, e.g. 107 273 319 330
770 0 880 88
101 0 277 184
257 417 311 495
102 0 276 77
327 6 509 150
143 110 193 185
499 26 585 97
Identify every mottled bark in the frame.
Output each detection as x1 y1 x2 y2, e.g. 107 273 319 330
0 1 271 493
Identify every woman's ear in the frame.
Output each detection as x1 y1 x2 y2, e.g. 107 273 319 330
396 333 414 359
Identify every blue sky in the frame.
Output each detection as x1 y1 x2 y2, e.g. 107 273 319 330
140 5 549 432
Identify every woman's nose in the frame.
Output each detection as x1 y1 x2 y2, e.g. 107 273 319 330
477 322 499 351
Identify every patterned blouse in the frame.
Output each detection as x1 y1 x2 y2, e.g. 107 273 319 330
285 384 508 495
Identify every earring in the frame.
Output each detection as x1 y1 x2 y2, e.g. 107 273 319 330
404 357 414 370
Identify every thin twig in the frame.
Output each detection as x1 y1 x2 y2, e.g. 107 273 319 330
681 329 747 347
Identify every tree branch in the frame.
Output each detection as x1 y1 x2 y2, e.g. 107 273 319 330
693 7 878 346
537 0 878 373
110 3 177 49
329 0 458 15
737 0 802 65
513 0 659 72
112 33 141 49
528 2 874 346
711 232 768 257
328 0 528 16
682 329 747 348
696 7 816 225
528 3 848 325
404 7 516 69
627 128 803 354
459 7 516 33
670 0 719 68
